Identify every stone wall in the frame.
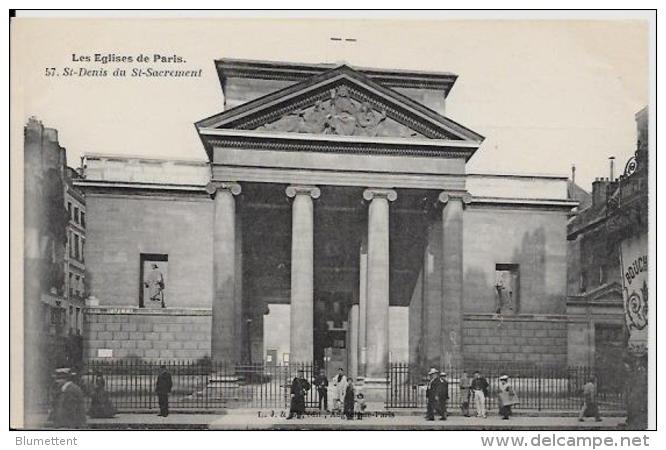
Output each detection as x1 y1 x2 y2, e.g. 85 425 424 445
83 307 211 361
463 207 568 315
85 194 214 308
462 315 568 367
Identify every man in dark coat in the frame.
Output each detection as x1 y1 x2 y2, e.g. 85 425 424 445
287 369 311 419
470 370 490 418
425 368 441 421
438 371 449 420
155 365 173 417
314 368 329 412
343 378 355 420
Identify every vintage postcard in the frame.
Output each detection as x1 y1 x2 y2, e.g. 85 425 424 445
9 10 655 434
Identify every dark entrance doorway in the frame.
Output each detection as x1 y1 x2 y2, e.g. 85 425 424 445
314 291 351 379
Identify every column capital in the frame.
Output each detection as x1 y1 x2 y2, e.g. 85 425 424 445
206 181 242 196
285 185 320 199
438 191 472 205
363 188 397 202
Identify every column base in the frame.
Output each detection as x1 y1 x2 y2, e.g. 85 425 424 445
356 377 388 408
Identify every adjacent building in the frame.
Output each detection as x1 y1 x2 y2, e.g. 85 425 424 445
566 107 649 399
23 117 85 415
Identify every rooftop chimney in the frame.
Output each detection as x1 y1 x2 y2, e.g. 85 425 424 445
609 156 616 182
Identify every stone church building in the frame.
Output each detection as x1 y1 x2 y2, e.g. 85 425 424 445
78 59 578 385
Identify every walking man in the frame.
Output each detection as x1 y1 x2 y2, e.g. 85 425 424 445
314 368 329 412
438 370 449 420
287 368 311 419
425 368 440 421
578 375 602 422
470 370 489 418
155 365 173 417
459 371 472 417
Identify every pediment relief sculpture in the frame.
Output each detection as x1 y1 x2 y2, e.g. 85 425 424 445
256 86 425 138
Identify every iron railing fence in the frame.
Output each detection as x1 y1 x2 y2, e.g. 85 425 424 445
386 363 625 411
81 360 317 412
77 360 626 413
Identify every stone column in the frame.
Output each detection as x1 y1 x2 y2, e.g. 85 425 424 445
286 185 320 364
348 304 359 380
438 192 471 369
362 188 397 382
208 181 242 363
233 211 243 363
358 238 368 380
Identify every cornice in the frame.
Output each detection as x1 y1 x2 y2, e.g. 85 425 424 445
200 129 477 161
216 58 458 92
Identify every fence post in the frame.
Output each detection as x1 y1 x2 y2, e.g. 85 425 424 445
537 368 543 411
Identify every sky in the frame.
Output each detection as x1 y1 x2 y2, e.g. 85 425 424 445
12 17 650 191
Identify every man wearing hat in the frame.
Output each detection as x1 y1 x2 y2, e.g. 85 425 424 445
437 370 449 420
425 368 441 421
155 365 173 417
287 368 311 419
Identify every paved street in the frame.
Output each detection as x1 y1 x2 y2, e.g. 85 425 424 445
77 412 628 430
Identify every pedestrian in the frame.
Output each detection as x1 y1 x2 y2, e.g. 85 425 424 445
155 365 173 417
470 370 489 418
314 368 329 412
459 370 472 417
438 370 449 420
425 367 440 421
355 392 367 418
50 368 87 429
343 378 355 420
332 367 347 413
578 375 602 422
498 374 519 420
287 368 311 419
88 370 117 418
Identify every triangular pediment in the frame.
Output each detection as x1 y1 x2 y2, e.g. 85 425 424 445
196 65 484 142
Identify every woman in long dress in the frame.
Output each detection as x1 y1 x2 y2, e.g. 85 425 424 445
498 374 519 420
88 371 117 418
332 368 347 413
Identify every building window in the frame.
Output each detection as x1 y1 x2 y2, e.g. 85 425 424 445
67 202 72 220
81 239 85 262
140 253 168 308
75 307 81 334
580 270 588 293
495 263 520 314
68 273 74 297
74 275 81 297
74 206 80 224
74 234 80 260
81 211 86 228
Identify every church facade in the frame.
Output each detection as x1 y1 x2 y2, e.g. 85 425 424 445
78 59 577 384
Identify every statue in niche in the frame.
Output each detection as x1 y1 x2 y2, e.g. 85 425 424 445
144 263 166 308
494 268 518 315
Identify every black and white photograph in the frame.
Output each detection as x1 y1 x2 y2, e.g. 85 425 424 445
9 9 655 438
